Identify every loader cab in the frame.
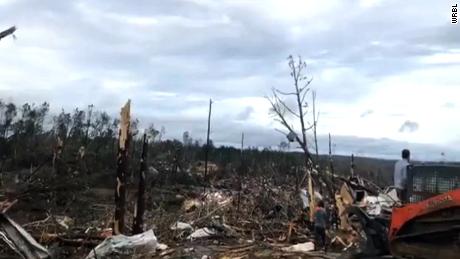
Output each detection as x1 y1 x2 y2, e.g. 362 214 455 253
405 164 460 203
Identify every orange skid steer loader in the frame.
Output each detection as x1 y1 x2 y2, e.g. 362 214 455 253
389 164 460 258
346 164 460 259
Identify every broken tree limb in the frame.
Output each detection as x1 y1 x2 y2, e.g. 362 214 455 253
0 26 16 41
22 215 52 228
32 233 102 247
0 214 50 259
114 100 131 235
0 199 17 213
132 133 148 234
191 202 231 225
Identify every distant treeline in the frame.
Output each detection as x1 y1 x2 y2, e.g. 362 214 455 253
0 100 394 186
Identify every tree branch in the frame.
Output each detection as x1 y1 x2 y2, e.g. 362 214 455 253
303 110 309 117
268 98 306 150
279 101 300 118
300 84 312 104
300 78 313 93
275 89 297 96
0 26 16 41
271 90 300 118
275 128 288 136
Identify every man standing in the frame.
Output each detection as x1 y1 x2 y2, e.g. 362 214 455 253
314 200 328 251
394 149 410 202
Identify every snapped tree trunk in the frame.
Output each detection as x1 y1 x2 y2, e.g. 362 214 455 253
329 133 335 197
114 100 131 235
132 133 148 234
312 90 319 165
204 99 212 191
84 104 93 147
52 137 63 175
237 132 244 214
350 154 355 177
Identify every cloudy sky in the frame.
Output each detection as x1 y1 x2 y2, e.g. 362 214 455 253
0 0 459 161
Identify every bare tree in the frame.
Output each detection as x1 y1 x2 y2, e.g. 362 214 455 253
267 55 314 189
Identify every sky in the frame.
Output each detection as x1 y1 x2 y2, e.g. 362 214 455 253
0 0 459 161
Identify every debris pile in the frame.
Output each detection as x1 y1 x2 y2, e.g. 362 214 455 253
331 175 400 255
0 164 399 259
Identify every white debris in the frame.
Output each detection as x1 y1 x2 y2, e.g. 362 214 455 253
187 227 216 240
299 189 309 209
184 247 195 253
156 243 169 251
378 190 399 214
85 229 157 259
55 216 73 230
364 196 381 215
170 222 193 231
282 242 315 253
183 199 202 212
205 191 232 206
299 189 323 209
381 187 400 205
365 187 401 216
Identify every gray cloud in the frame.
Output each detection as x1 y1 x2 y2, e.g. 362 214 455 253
399 121 419 133
2 1 452 104
236 106 254 121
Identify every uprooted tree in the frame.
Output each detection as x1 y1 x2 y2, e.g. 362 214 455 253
267 55 317 218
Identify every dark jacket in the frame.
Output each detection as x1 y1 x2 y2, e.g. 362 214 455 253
314 207 328 229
